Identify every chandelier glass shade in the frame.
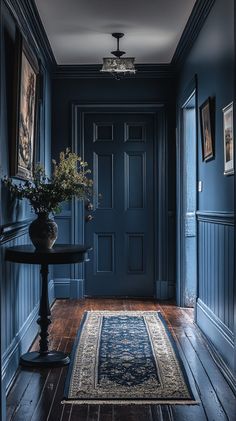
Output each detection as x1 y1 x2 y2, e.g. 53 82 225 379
100 33 136 77
101 57 136 74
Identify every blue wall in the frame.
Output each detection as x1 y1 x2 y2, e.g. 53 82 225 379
0 0 53 401
176 0 235 372
51 75 177 299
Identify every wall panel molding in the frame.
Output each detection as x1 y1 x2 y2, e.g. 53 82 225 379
53 278 84 299
197 212 234 366
0 218 33 244
198 216 234 331
53 64 176 79
155 106 171 299
197 210 234 225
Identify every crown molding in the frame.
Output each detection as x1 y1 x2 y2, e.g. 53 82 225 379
172 0 216 68
3 0 56 70
53 63 176 80
3 0 215 77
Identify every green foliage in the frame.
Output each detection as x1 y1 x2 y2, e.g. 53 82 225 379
4 149 93 215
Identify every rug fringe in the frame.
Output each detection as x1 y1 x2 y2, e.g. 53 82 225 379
61 399 199 406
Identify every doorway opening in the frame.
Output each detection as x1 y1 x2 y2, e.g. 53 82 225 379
178 90 197 308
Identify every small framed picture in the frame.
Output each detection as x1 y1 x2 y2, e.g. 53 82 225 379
200 98 214 161
223 102 234 175
11 31 39 179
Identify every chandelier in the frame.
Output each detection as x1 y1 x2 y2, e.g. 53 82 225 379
100 33 136 79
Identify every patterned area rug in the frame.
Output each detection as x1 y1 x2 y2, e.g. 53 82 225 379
63 311 197 405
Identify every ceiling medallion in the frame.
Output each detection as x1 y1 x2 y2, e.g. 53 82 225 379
100 33 136 79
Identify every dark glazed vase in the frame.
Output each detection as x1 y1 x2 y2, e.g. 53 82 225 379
29 213 58 250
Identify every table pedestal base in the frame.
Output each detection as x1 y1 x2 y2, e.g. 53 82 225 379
20 351 70 367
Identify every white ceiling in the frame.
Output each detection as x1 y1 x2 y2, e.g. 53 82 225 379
35 0 196 65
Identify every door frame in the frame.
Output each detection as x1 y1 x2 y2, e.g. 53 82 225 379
176 77 198 308
71 101 172 299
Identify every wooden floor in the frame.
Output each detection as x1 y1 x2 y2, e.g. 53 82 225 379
7 299 236 421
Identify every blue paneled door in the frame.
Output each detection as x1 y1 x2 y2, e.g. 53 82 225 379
84 111 154 296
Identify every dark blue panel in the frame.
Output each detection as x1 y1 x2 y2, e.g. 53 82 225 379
95 153 113 209
94 123 113 142
197 215 234 332
125 123 146 142
127 234 144 273
96 233 114 272
126 152 145 209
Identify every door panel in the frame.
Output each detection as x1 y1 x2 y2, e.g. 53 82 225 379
83 111 154 296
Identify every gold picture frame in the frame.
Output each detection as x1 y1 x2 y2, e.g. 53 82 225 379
11 31 39 179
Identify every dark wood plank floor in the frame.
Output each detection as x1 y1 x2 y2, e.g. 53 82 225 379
7 299 236 421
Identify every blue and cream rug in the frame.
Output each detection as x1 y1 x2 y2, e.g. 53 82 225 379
63 311 197 405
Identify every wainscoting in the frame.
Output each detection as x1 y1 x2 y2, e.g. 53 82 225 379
0 227 55 392
196 211 234 371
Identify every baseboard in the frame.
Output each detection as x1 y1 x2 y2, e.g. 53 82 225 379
198 327 236 393
53 278 84 299
155 280 175 299
2 304 39 392
196 299 235 372
3 280 55 393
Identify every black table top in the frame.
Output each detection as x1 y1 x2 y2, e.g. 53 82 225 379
5 244 92 265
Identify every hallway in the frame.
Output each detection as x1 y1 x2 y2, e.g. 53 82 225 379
0 0 235 419
7 299 236 421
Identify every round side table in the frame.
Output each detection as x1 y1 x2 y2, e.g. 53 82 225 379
5 244 91 368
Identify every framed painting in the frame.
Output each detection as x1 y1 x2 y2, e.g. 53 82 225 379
11 32 39 179
200 98 214 162
223 102 234 175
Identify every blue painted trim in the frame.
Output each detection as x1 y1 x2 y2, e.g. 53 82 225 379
155 281 175 300
176 78 198 308
72 102 172 299
197 299 234 371
53 279 70 298
70 279 84 299
172 0 216 67
53 64 175 79
3 0 56 69
0 219 33 244
196 211 234 225
53 278 84 299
